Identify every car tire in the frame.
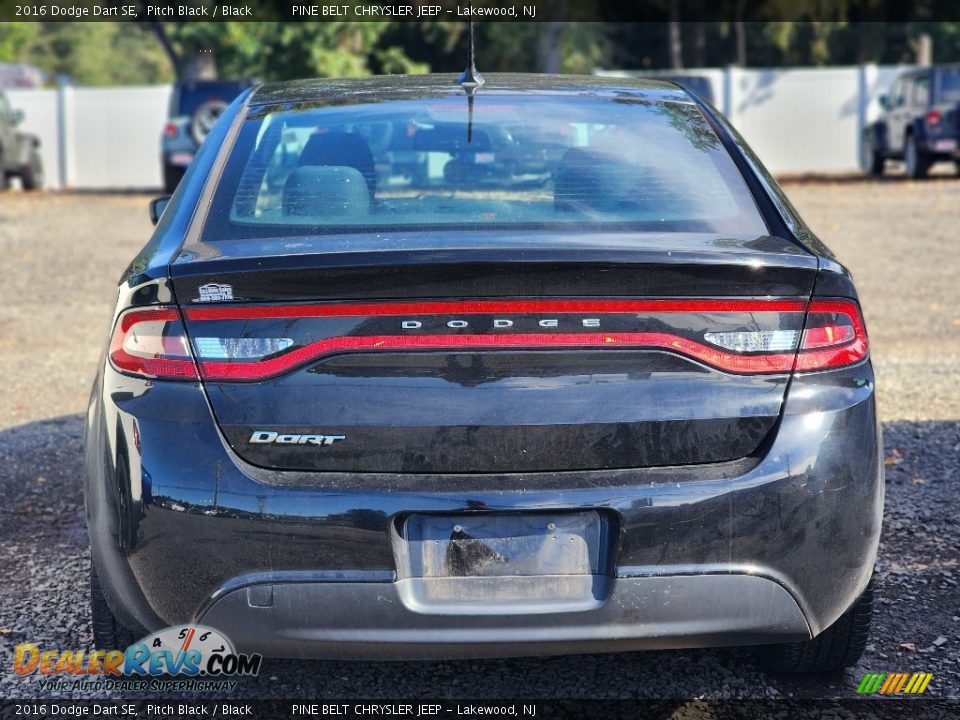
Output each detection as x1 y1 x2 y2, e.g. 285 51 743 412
861 133 884 176
90 563 138 650
163 163 185 194
20 149 43 191
754 579 874 674
190 100 229 145
905 134 930 180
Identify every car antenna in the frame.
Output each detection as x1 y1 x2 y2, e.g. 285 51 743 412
457 3 484 143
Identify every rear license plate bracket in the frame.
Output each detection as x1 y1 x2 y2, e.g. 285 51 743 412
392 511 613 613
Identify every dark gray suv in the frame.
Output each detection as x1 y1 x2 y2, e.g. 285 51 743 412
864 65 960 179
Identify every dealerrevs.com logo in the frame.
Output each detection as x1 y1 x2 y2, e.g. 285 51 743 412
14 625 261 693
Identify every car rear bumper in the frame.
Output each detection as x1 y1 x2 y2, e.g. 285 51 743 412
921 137 960 156
198 573 808 660
85 361 882 659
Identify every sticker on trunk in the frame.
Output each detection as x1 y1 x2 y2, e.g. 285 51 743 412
196 283 234 302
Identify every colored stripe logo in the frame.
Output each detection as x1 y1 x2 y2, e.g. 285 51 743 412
857 672 933 694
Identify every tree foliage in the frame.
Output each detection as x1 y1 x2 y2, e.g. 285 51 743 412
0 23 38 61
162 19 428 80
0 22 172 85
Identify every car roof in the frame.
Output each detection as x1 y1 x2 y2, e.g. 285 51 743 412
248 73 691 107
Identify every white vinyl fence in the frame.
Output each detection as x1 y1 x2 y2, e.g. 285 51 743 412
6 85 171 190
596 64 910 174
6 66 909 190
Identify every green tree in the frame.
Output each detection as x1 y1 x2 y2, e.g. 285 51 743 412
5 22 171 85
145 4 428 81
0 23 38 61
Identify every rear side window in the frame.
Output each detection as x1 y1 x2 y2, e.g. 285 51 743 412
203 94 767 240
891 80 907 108
938 68 960 102
912 76 930 107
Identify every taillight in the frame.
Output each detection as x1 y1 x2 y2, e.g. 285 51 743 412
163 123 178 139
109 308 198 380
704 299 867 372
164 298 869 382
925 110 941 126
794 299 869 372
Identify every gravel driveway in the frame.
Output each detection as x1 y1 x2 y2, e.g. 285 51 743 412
1 180 958 703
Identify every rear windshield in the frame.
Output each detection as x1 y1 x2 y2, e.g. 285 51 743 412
202 94 768 240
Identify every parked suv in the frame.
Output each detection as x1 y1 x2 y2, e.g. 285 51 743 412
161 79 252 193
864 65 960 178
0 89 42 190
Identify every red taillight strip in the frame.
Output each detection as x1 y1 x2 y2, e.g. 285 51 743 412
794 299 869 372
185 298 808 321
198 332 799 380
108 299 868 381
116 307 181 332
794 339 869 372
111 355 198 379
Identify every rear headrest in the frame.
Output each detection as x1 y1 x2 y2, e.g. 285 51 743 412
283 166 370 218
299 131 376 200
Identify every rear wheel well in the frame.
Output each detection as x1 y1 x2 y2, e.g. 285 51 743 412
755 578 874 673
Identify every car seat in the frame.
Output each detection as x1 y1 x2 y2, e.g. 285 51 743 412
283 166 371 218
298 131 377 200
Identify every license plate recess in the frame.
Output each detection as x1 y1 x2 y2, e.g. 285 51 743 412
394 511 612 614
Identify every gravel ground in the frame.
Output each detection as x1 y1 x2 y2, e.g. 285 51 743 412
0 180 958 705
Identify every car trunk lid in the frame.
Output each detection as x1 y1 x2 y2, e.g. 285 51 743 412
170 231 819 473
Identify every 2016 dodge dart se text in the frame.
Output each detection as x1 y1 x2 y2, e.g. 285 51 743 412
85 74 882 673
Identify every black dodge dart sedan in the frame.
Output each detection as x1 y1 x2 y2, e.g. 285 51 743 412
85 74 882 673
